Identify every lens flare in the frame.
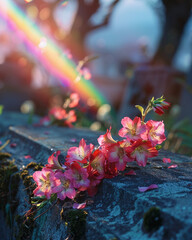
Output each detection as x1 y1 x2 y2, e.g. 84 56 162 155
24 0 33 3
61 0 68 7
0 0 109 109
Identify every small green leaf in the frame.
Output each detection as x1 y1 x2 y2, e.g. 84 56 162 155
36 201 48 209
135 105 144 116
155 145 162 150
0 105 3 115
50 193 57 203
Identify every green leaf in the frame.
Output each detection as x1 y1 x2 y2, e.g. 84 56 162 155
0 105 3 115
36 201 48 209
155 145 162 150
50 193 57 203
135 105 144 116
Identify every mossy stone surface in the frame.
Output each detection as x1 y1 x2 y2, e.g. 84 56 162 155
0 115 192 240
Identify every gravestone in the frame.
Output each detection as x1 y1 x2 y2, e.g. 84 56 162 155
0 113 192 240
118 66 181 125
179 63 192 123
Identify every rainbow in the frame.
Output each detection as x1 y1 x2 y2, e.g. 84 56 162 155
0 0 108 108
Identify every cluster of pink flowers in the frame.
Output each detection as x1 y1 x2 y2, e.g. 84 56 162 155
33 97 170 202
38 93 80 127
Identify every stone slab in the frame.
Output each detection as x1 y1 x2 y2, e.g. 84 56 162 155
1 117 192 240
0 111 40 136
86 151 192 239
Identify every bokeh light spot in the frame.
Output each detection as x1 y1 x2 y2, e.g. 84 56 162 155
38 37 47 49
39 7 50 21
18 57 27 67
20 100 35 114
61 0 68 7
26 5 38 19
90 121 101 131
87 98 96 107
97 104 111 121
24 0 33 3
54 29 66 40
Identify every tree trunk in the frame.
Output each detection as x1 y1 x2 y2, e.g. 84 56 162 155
151 0 191 66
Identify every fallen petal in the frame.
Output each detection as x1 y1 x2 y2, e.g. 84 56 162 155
73 202 86 209
163 158 171 163
168 164 178 169
10 143 17 148
24 155 32 159
125 170 136 176
138 184 158 192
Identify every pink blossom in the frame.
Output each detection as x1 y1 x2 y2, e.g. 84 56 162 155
46 151 64 170
106 141 131 171
152 101 171 116
89 149 105 176
168 164 178 169
104 162 118 179
34 116 51 126
87 149 106 186
64 110 77 127
69 93 80 108
138 184 158 192
33 168 60 199
81 67 92 80
153 106 164 115
98 127 116 148
66 139 94 165
10 143 17 148
53 171 76 200
118 117 147 141
98 128 131 171
161 101 171 109
64 162 90 191
24 155 32 159
126 139 158 167
73 202 86 209
49 107 67 120
163 158 171 163
145 120 166 146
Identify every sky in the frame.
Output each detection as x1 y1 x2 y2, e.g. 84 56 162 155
1 0 192 72
56 0 192 72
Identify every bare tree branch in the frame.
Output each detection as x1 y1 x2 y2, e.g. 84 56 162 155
87 0 120 32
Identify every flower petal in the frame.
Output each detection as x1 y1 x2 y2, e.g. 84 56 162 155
24 155 32 159
168 164 178 169
138 184 158 192
163 158 171 163
73 202 86 209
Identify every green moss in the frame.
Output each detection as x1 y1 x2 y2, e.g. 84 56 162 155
62 209 88 240
15 214 35 240
20 170 29 180
20 162 42 197
25 162 43 171
0 153 19 227
0 152 11 160
0 151 43 239
15 164 38 239
142 206 162 233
